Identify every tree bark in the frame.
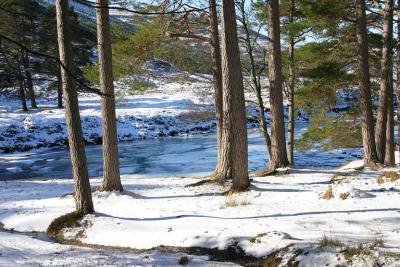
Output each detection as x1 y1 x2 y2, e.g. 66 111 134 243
398 0 400 162
220 0 249 191
96 0 123 191
355 0 379 166
24 52 37 109
19 74 28 112
375 0 393 163
384 0 396 166
57 66 63 108
56 0 94 215
208 0 225 182
385 78 395 166
287 0 295 166
267 0 289 169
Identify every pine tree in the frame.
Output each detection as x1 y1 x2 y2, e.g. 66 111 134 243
208 0 225 183
383 0 395 166
55 0 94 215
397 0 400 160
375 0 393 163
355 0 379 166
96 0 123 191
286 0 296 165
220 0 249 191
267 0 289 170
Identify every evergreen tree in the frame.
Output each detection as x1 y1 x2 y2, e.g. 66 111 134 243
55 0 94 215
96 0 123 191
376 0 394 164
208 0 225 183
267 0 289 170
220 0 249 191
356 0 379 166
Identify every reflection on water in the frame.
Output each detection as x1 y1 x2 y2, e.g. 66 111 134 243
0 124 362 180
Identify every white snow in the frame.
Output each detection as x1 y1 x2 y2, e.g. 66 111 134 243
0 231 237 266
1 153 399 266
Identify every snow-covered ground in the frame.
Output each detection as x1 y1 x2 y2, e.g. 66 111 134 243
0 231 237 266
1 154 399 266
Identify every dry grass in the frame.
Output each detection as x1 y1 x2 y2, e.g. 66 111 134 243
384 251 400 260
344 239 383 261
344 244 371 261
319 235 345 248
320 187 334 200
377 171 400 184
220 192 252 209
249 233 267 244
340 192 350 200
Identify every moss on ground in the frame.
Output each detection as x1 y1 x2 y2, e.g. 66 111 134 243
46 212 83 239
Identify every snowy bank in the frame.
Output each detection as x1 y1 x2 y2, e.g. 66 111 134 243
0 73 309 154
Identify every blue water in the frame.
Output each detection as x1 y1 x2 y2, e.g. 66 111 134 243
0 124 363 180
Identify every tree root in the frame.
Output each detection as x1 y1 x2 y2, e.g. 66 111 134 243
185 173 226 187
254 168 278 177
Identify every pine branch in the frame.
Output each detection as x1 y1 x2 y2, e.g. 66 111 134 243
0 33 104 96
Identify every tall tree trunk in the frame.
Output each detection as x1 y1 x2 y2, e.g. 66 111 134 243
19 74 28 112
96 0 123 191
24 52 37 109
57 66 63 108
398 0 400 161
267 0 289 169
384 0 396 166
56 0 94 215
375 0 393 163
237 0 272 159
385 77 395 165
287 0 295 165
208 0 225 182
355 0 379 166
220 0 249 191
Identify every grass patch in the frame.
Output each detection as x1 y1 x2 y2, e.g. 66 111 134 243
384 251 400 260
46 212 83 239
261 252 283 267
344 244 371 261
344 239 383 261
220 192 252 209
377 171 400 184
249 233 267 244
319 235 345 248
